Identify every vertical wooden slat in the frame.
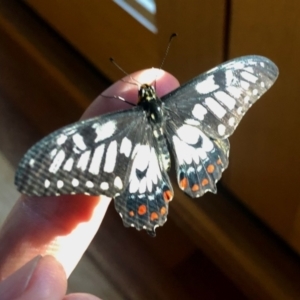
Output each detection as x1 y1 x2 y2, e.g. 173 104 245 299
225 0 300 253
156 0 226 83
25 0 226 84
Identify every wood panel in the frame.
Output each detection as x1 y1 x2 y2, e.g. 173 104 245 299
24 0 226 83
0 1 109 134
224 0 300 253
24 0 160 82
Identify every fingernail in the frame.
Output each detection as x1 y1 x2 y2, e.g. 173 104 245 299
0 255 42 300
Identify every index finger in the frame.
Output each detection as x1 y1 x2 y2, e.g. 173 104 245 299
0 69 180 280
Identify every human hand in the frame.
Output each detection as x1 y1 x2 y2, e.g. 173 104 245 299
0 68 179 299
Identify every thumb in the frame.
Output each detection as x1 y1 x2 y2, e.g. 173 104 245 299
0 255 66 300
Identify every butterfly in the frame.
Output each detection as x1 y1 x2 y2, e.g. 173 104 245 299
15 55 278 236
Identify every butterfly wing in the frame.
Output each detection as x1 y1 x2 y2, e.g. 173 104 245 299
165 120 229 197
163 55 278 197
162 55 279 139
15 107 148 198
114 124 173 235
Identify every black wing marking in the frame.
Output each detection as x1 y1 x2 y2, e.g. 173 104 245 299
114 125 173 235
15 107 148 198
162 55 278 139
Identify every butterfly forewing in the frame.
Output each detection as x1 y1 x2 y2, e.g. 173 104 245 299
15 108 147 198
162 55 278 139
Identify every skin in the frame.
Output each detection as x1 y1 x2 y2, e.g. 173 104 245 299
0 69 179 300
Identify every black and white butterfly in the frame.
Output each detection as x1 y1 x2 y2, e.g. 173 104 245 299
15 55 278 236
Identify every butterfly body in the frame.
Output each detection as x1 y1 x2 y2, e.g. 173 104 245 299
15 56 279 236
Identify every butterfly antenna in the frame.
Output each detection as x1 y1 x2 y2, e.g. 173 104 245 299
101 94 136 106
154 33 177 89
159 33 177 70
110 57 140 85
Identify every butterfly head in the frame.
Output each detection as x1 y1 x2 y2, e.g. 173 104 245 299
138 84 157 104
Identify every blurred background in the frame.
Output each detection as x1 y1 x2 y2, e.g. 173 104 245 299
1 0 300 299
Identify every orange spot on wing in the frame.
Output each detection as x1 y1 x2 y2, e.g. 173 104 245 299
192 184 200 191
217 158 222 165
202 178 209 186
180 177 188 189
160 206 166 215
163 190 173 202
138 204 147 215
129 211 135 217
207 164 215 173
150 212 159 221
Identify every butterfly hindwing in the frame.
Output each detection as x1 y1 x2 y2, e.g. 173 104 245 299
162 55 278 139
166 119 229 197
114 125 173 234
15 108 148 198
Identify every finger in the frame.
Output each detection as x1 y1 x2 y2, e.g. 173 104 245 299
0 255 101 300
0 69 180 280
0 255 66 300
64 293 101 300
81 68 179 119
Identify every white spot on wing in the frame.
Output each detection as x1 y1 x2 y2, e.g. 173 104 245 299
205 97 227 119
94 120 116 142
172 132 214 165
228 117 235 126
240 80 250 90
214 91 236 110
133 145 151 171
100 182 109 190
192 104 207 120
57 180 64 188
72 133 86 151
44 179 50 188
56 134 67 145
139 177 147 193
120 137 132 157
89 144 105 175
63 157 74 171
77 150 91 171
244 67 254 73
240 71 258 83
49 150 65 173
185 119 200 126
218 124 226 136
29 159 35 167
176 125 201 145
195 75 219 94
225 70 234 85
231 61 244 69
114 176 123 189
50 148 57 159
72 178 79 187
86 181 94 188
104 141 117 173
129 146 162 194
227 86 242 98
